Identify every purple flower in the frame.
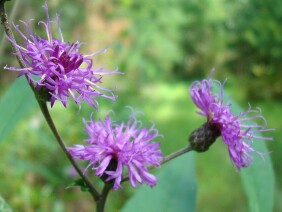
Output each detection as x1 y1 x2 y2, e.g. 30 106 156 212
190 70 273 170
68 110 163 190
5 3 119 108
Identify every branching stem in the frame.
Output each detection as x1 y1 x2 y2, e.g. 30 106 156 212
0 1 100 202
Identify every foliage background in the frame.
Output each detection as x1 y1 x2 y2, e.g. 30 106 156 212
0 0 281 211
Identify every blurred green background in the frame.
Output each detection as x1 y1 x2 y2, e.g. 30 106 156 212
0 0 281 211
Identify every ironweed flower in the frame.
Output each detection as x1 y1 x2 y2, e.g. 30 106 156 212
5 2 119 108
68 110 163 190
189 69 273 170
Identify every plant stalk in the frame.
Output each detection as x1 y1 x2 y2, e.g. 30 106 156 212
96 183 112 212
0 1 100 201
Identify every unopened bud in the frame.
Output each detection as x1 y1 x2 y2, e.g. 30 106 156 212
36 86 52 103
188 122 221 152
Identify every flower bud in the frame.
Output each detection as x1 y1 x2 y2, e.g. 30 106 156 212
36 87 52 103
188 122 221 152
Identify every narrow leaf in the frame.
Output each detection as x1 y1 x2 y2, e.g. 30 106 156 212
0 78 36 143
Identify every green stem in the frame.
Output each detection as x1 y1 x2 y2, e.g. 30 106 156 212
0 1 100 201
0 1 26 69
0 0 19 58
37 101 100 201
96 183 112 212
122 145 193 183
154 145 193 168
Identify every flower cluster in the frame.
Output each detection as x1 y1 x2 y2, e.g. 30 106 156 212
190 70 273 170
68 111 163 190
5 3 118 108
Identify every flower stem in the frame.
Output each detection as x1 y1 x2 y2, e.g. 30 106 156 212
37 100 100 201
0 1 100 202
156 145 193 168
122 145 193 183
96 183 112 212
0 0 20 57
0 1 26 69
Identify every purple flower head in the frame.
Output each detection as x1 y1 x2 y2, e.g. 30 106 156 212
190 69 273 170
68 109 163 190
5 2 119 108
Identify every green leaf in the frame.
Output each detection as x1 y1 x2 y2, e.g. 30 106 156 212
122 153 196 212
0 195 13 212
0 78 36 143
240 140 274 212
231 102 275 212
66 178 90 192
